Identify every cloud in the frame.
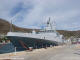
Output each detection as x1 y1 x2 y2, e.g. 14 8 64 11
0 0 21 19
0 0 80 30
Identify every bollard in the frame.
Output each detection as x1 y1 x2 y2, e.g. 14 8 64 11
50 45 53 48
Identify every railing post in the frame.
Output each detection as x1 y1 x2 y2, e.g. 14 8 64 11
14 47 16 55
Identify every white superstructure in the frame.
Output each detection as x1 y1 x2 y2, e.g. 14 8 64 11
7 18 63 43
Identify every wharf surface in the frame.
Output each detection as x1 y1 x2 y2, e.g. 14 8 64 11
0 44 80 60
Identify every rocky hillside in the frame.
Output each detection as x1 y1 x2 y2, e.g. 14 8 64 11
57 30 80 38
0 19 34 34
0 19 80 38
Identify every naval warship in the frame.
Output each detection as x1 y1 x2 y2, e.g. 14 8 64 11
0 18 64 53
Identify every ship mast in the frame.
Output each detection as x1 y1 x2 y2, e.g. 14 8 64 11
10 20 13 32
53 18 56 32
45 17 56 32
9 10 23 32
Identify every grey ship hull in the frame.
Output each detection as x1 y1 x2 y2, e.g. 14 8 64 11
7 36 58 48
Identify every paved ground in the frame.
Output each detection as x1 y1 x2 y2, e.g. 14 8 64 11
1 44 80 60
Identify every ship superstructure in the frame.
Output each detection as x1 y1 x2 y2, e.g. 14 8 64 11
7 17 63 43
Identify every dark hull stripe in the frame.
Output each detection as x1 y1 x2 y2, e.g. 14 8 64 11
0 36 59 54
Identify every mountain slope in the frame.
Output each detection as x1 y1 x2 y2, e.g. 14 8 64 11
0 19 80 38
0 19 32 34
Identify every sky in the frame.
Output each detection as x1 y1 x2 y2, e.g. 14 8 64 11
0 0 80 30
